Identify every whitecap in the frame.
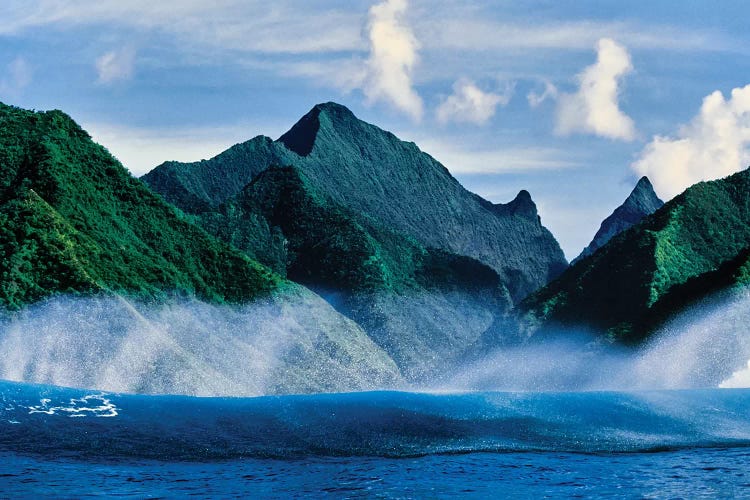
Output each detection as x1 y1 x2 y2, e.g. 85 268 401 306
27 394 119 418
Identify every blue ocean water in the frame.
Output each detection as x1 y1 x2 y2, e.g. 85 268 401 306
2 380 750 497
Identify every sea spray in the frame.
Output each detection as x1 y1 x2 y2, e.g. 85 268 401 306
3 287 750 396
0 291 401 396
446 288 750 392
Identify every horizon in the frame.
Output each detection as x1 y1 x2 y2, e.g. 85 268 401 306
2 0 750 259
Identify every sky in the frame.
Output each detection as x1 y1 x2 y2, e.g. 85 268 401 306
2 0 750 260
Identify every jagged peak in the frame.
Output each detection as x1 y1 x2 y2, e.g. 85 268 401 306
491 189 538 221
512 189 533 204
276 102 359 157
572 176 664 265
622 176 663 212
634 175 653 191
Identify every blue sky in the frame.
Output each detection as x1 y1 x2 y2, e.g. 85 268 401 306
2 0 750 259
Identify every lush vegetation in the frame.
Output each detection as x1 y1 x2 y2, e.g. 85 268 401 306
203 165 504 296
143 136 296 213
0 102 281 309
143 102 567 301
523 168 750 343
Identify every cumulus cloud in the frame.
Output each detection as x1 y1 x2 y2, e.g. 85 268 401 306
527 80 558 108
436 78 513 125
555 38 636 141
632 84 750 200
363 0 423 120
0 57 32 97
95 46 136 85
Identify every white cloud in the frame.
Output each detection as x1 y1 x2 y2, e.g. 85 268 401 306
632 84 750 200
0 57 32 97
0 2 735 55
436 78 513 125
555 38 636 141
527 80 558 108
411 10 735 53
363 0 423 120
0 1 365 54
95 47 136 85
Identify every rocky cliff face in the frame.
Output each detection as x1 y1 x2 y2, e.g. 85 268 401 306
143 102 567 301
573 176 663 264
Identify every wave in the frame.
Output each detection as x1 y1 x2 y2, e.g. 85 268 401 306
2 380 750 460
448 288 750 392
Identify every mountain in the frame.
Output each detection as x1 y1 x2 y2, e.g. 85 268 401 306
522 168 750 343
0 102 404 393
199 164 511 380
142 102 566 379
0 102 285 309
573 176 663 264
143 102 567 301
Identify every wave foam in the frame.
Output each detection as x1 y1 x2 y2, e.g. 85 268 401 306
27 394 118 418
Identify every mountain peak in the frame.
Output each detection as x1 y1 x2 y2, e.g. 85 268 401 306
277 102 357 157
508 190 538 219
315 101 356 116
573 176 664 264
634 175 653 191
491 189 539 221
623 176 662 213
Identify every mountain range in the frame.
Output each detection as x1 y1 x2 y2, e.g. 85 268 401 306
2 99 750 392
0 102 401 393
143 102 567 301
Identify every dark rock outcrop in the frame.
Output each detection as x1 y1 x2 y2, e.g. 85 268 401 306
573 176 663 264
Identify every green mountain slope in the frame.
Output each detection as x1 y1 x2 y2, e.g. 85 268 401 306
143 102 567 300
143 136 296 214
522 168 750 343
200 165 511 379
0 102 284 309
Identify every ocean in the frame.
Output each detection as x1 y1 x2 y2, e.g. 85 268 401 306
1 380 749 497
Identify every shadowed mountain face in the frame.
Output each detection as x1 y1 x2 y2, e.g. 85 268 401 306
573 177 663 264
143 102 567 301
522 168 750 343
198 165 513 380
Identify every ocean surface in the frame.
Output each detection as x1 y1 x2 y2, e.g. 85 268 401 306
2 380 750 498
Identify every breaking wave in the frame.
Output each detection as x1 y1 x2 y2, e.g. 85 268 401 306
1 381 750 460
